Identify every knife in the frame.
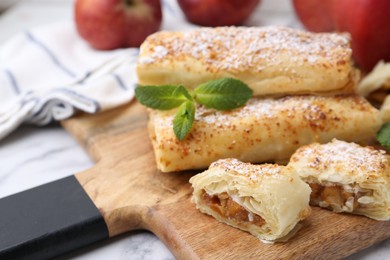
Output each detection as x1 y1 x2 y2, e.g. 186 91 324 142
0 176 108 259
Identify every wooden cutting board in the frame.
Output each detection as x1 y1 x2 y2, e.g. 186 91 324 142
60 100 390 259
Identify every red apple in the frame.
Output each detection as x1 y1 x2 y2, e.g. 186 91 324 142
75 0 162 50
293 0 335 32
292 0 390 72
177 0 261 27
334 0 390 72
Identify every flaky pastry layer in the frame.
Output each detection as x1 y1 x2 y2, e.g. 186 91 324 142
148 95 381 172
190 158 311 242
288 139 390 221
137 26 359 97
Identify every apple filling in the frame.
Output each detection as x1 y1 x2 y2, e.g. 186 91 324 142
309 182 374 212
201 190 265 227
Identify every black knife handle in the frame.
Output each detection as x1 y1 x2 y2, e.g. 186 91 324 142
0 175 109 260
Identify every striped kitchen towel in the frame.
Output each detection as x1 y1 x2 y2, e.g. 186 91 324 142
0 22 138 140
0 0 297 141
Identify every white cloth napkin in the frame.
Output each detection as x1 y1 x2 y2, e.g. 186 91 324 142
0 0 296 141
0 22 138 140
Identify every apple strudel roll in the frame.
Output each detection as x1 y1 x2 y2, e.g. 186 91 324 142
189 158 311 242
288 139 390 221
137 26 359 97
148 95 382 172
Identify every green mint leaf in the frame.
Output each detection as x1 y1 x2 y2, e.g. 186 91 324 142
377 123 390 150
173 101 195 141
193 78 253 110
135 85 192 110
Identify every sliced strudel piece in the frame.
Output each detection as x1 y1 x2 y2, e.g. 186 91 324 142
137 26 359 97
148 95 382 172
190 158 311 242
288 139 390 221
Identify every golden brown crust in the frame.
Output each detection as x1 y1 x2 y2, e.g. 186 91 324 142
210 158 282 182
148 95 381 172
189 158 312 242
137 26 359 97
289 139 389 183
288 139 390 220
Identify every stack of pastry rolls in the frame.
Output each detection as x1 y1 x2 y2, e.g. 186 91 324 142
137 26 382 173
137 26 387 243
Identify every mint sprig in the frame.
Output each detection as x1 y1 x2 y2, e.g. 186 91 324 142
135 78 253 141
173 101 195 141
135 85 192 110
377 123 390 150
194 78 253 110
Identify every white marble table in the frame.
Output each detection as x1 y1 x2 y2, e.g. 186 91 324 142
0 0 389 259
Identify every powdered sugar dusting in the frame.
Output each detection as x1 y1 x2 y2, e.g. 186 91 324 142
195 95 351 126
153 45 168 58
139 26 352 71
138 57 154 64
139 45 168 64
195 98 276 126
210 158 282 181
292 139 389 180
307 56 318 64
154 95 373 132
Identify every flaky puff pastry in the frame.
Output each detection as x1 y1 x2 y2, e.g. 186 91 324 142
288 139 390 221
137 26 359 97
148 95 382 172
189 158 311 242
